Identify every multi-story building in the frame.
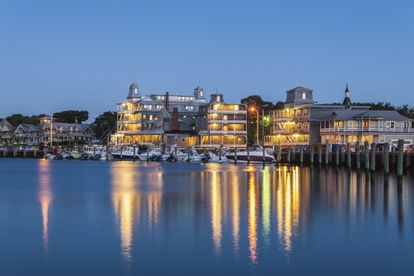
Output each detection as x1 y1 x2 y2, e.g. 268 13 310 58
320 110 414 146
197 94 247 149
265 86 368 147
113 83 208 145
0 119 16 146
40 116 94 144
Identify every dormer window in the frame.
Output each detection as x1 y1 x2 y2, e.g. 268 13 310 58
302 92 306 100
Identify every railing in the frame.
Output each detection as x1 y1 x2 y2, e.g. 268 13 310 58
208 120 246 124
320 127 414 133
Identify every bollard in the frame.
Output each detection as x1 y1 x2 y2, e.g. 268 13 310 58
356 142 361 169
384 143 389 174
133 146 136 162
370 143 376 171
310 145 314 165
247 146 250 165
325 141 329 166
397 139 404 176
335 146 340 166
347 143 351 169
318 145 322 165
364 141 370 170
300 147 304 165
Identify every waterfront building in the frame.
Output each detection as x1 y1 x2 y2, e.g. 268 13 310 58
320 110 414 146
113 83 208 146
0 119 16 146
196 94 247 149
13 124 43 146
40 116 94 144
265 86 368 146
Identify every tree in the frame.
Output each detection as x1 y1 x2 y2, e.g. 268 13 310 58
5 113 47 126
53 110 89 123
241 95 275 145
91 111 117 142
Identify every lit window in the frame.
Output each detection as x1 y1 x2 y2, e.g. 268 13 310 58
302 92 306 100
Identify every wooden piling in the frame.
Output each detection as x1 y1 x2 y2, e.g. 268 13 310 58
147 148 150 162
234 149 237 164
120 146 123 160
397 139 404 176
356 142 361 169
364 141 370 170
318 145 322 165
370 143 376 171
300 147 304 165
340 145 345 164
325 141 329 166
405 148 411 170
247 146 250 164
347 143 351 169
287 147 291 164
384 143 389 174
335 146 340 166
310 145 314 165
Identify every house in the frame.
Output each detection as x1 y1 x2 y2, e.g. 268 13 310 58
13 124 43 146
0 119 16 146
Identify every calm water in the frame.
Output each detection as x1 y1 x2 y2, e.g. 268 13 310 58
0 160 413 276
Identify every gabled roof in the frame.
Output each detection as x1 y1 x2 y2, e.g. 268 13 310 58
158 107 172 119
15 124 42 133
0 119 15 132
326 110 412 121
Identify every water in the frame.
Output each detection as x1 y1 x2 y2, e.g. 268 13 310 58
0 159 413 276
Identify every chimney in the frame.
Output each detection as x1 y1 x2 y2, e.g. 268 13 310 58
165 92 170 112
172 107 179 131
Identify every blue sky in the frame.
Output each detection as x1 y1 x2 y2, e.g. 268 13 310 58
1 0 413 119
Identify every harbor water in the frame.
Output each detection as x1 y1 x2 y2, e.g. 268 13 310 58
0 159 413 275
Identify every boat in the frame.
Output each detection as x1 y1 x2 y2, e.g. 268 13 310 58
111 146 140 160
225 146 276 163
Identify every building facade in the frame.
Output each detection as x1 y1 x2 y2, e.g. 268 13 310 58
320 110 414 146
265 86 368 147
113 83 208 145
197 94 247 149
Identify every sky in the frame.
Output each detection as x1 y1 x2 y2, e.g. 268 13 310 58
1 0 413 120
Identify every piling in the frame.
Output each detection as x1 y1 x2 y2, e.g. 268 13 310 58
247 147 250 164
23 148 27 158
262 145 266 168
3 148 6 157
219 146 222 161
340 145 345 164
234 149 238 164
147 148 150 162
335 146 340 166
405 148 411 170
120 146 123 160
105 145 108 161
397 139 404 176
133 146 136 162
277 147 282 163
364 141 370 170
318 145 322 165
310 145 314 165
187 147 191 163
347 143 351 169
384 143 389 174
356 142 361 169
93 146 96 158
370 143 376 171
325 141 329 166
300 147 304 165
287 148 291 164
34 149 37 158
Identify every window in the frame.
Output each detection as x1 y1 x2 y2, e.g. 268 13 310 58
302 92 306 100
185 105 194 111
149 115 153 121
404 121 409 128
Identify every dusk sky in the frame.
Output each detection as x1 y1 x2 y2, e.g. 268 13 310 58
1 0 413 120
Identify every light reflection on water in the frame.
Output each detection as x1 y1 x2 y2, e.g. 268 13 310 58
38 159 52 253
1 160 410 275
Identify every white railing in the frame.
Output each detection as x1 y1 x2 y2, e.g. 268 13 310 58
320 127 414 133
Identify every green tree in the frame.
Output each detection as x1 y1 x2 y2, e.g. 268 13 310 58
5 113 47 126
91 111 117 142
53 110 89 123
241 95 275 145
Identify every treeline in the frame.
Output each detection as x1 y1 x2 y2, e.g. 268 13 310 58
1 110 117 141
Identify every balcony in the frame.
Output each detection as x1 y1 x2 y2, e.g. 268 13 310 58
320 127 414 133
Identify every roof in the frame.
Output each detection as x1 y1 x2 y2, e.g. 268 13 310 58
0 119 16 132
326 110 412 121
16 124 42 133
286 86 313 94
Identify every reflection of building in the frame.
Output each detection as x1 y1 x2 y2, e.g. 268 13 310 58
112 83 207 146
197 94 247 149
